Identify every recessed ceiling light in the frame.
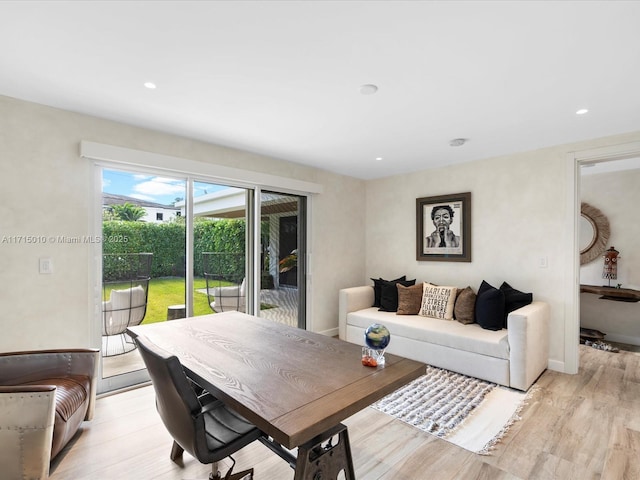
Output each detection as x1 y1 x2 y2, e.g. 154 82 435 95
144 82 157 89
449 138 468 147
576 108 589 115
375 157 383 161
359 84 378 95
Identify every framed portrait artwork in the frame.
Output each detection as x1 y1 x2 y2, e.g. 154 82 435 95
416 192 471 262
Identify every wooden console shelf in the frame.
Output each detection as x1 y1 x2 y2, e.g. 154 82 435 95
580 284 640 303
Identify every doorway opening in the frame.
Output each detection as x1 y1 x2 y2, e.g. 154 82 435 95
578 157 640 354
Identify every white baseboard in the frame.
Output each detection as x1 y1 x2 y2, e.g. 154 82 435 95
547 359 565 373
318 327 339 338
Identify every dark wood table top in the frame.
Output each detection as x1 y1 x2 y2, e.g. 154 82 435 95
580 284 640 302
129 312 425 449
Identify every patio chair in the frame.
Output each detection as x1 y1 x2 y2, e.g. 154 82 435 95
102 253 152 356
102 283 149 355
203 252 246 313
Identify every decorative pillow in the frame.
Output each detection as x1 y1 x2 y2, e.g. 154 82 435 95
419 283 457 320
379 278 416 312
396 283 424 315
500 281 533 328
454 286 476 324
475 280 505 331
371 276 406 307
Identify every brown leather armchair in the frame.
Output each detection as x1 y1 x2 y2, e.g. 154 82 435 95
0 348 99 478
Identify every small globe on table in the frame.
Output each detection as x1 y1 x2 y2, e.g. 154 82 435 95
365 324 390 350
363 324 390 367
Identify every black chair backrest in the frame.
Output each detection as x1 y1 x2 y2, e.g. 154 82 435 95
134 335 206 461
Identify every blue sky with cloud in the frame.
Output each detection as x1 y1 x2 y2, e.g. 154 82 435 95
103 169 225 205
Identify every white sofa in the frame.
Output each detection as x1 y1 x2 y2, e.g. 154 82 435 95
339 285 550 391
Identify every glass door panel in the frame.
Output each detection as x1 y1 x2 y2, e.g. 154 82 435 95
100 168 186 386
192 182 247 317
259 191 306 329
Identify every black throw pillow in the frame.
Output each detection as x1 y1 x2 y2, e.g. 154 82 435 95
371 276 406 307
500 282 533 328
474 280 505 331
379 278 416 312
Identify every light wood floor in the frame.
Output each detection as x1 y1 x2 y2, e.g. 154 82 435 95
50 345 640 480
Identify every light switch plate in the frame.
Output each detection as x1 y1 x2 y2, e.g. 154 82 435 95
39 257 53 274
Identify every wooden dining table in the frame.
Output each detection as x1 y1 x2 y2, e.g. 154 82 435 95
128 311 425 479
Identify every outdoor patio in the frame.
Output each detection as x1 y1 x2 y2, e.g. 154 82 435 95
102 287 299 378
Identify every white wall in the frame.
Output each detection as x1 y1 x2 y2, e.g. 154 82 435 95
0 95 365 351
363 134 640 371
580 168 640 345
4 93 640 370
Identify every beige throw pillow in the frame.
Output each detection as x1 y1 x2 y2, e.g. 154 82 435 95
419 283 457 320
396 283 424 315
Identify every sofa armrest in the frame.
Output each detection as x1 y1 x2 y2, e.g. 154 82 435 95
0 385 56 479
0 349 100 420
507 301 550 391
338 286 375 340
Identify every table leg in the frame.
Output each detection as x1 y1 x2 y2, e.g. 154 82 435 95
294 423 355 480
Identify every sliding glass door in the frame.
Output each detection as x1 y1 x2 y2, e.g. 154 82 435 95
99 168 249 392
97 167 307 393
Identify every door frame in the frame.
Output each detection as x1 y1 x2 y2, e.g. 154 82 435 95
565 140 640 375
85 142 321 393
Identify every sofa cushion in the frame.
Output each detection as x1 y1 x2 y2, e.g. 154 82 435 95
454 286 476 324
379 278 416 312
475 280 505 331
396 283 424 315
371 276 406 307
419 283 457 320
500 282 533 328
346 307 509 359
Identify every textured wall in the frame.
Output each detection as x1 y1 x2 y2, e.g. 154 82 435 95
363 134 640 369
0 95 365 350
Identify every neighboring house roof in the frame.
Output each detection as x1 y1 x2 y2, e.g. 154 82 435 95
102 193 178 210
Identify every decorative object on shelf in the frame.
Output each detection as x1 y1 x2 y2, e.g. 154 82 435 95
416 192 471 262
602 246 620 287
580 202 610 265
363 323 391 367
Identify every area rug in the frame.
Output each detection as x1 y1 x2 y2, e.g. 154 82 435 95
372 365 532 454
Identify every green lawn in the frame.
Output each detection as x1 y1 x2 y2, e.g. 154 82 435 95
103 277 225 325
103 277 273 325
143 277 214 323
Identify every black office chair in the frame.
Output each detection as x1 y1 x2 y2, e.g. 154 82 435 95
134 335 263 480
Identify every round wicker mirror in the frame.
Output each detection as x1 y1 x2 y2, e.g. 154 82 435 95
580 202 610 265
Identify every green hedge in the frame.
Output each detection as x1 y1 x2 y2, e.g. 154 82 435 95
102 219 245 280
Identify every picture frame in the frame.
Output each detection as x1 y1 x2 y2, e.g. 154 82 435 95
416 192 471 262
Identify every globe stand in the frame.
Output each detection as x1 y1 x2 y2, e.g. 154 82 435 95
374 349 386 367
361 346 387 367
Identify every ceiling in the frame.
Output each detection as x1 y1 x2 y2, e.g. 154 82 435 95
2 1 640 180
